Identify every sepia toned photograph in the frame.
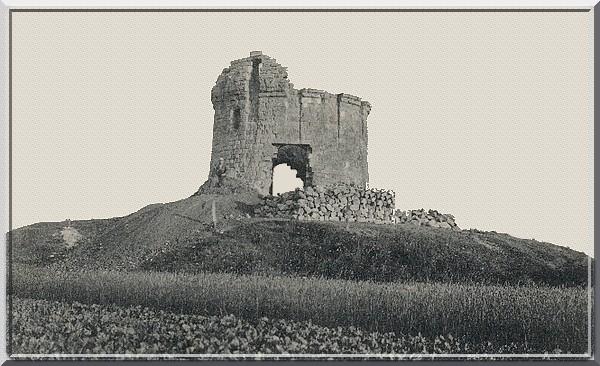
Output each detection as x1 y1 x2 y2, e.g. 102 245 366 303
1 3 595 360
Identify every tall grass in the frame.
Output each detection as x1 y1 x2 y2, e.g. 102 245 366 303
11 265 589 353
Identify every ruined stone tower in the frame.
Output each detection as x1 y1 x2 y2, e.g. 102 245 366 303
208 51 371 195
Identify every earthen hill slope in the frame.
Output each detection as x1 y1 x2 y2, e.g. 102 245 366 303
10 190 589 287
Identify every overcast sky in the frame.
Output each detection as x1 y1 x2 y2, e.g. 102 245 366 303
11 11 593 255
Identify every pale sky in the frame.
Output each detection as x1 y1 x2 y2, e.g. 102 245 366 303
10 11 593 255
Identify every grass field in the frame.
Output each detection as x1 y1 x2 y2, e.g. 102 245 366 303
11 297 560 356
11 265 589 354
9 190 592 356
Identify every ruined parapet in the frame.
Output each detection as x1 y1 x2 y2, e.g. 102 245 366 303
206 52 371 196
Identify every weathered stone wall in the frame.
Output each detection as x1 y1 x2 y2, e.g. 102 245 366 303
208 52 370 195
254 184 395 223
253 184 461 230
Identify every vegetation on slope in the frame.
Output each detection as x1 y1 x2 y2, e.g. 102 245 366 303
138 219 588 286
8 218 120 266
9 193 589 286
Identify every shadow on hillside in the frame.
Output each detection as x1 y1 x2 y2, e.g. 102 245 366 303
235 200 260 215
173 213 204 224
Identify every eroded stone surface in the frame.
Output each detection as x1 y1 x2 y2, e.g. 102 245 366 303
206 52 371 195
254 184 395 223
253 184 460 230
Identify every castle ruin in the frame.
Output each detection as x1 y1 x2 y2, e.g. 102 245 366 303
207 51 371 195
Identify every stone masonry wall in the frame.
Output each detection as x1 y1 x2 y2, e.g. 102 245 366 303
254 184 395 223
208 52 370 195
254 184 461 230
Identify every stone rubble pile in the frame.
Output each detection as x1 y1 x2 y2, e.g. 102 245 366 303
254 185 460 231
394 209 460 231
254 184 396 223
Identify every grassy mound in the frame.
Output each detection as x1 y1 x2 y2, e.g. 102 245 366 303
139 219 588 286
9 192 589 286
10 193 262 271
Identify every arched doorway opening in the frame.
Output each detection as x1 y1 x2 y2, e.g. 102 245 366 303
270 143 313 195
272 164 304 195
